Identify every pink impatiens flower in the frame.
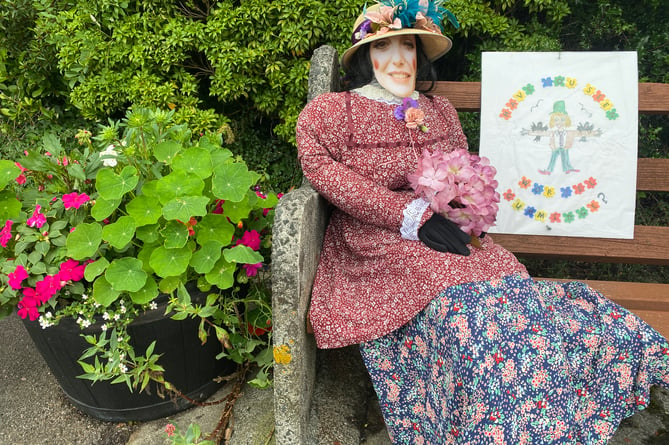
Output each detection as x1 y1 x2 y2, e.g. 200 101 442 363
8 265 29 290
35 275 64 303
243 262 263 277
0 220 13 247
26 205 46 228
236 230 261 251
62 192 90 209
15 162 27 185
58 259 86 282
17 291 40 321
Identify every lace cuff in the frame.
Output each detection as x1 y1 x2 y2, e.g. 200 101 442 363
400 198 430 241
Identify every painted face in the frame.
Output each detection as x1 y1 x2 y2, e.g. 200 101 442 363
369 34 417 98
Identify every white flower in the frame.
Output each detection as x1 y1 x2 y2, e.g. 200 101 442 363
81 319 91 328
119 363 128 373
113 313 120 321
101 324 108 331
149 301 158 310
103 312 110 320
101 145 118 167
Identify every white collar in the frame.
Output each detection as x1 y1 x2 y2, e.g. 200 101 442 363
352 81 419 105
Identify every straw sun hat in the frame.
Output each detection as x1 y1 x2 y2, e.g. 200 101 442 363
340 0 459 70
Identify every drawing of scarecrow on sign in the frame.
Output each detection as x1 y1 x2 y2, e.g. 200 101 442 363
521 100 602 175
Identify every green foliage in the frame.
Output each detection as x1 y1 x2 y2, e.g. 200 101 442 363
1 108 277 391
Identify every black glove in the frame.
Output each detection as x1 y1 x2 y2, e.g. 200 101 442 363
418 213 471 256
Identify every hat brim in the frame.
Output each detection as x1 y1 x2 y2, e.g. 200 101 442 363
340 28 453 71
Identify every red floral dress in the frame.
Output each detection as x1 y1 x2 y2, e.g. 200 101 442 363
296 88 669 444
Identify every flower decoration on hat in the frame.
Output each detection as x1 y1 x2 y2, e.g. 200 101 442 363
353 0 459 45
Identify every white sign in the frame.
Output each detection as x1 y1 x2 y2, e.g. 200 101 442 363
479 52 638 238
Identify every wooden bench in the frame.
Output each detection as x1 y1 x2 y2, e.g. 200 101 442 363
271 45 669 445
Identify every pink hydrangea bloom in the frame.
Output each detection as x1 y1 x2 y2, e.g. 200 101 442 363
409 149 500 237
236 230 261 251
26 205 46 228
8 265 29 290
0 220 13 247
62 192 90 209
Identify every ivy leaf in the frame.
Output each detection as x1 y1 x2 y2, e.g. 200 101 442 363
101 216 136 249
154 140 182 164
129 276 159 304
212 162 259 202
91 196 121 221
96 166 139 200
172 147 213 180
105 257 147 292
195 213 235 246
223 244 263 264
190 241 223 274
66 222 103 260
149 245 192 277
0 160 20 191
126 195 162 226
92 275 121 307
0 190 21 220
162 196 209 221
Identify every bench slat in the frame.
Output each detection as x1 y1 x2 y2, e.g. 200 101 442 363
638 158 669 192
540 279 669 340
424 81 669 115
492 225 669 265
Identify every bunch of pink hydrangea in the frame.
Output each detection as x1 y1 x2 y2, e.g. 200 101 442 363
408 148 500 237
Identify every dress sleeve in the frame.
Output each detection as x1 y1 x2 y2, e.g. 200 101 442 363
296 93 418 230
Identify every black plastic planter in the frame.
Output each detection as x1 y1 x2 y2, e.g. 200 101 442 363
21 296 235 422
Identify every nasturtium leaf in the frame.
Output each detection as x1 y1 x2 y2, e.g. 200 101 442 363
91 196 121 221
129 276 159 304
190 240 223 274
221 195 253 223
126 195 162 226
137 244 157 275
158 275 182 294
96 166 139 200
140 179 160 200
256 192 279 209
149 245 192 277
161 220 189 248
154 140 182 164
135 224 160 243
155 170 204 203
105 257 147 292
92 275 121 307
223 244 263 264
212 162 260 202
0 190 21 220
101 216 136 249
66 223 103 260
0 160 20 191
196 213 235 246
162 196 209 221
172 148 213 180
205 257 236 289
84 257 110 282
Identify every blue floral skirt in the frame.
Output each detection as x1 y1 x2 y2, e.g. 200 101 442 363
360 274 669 444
